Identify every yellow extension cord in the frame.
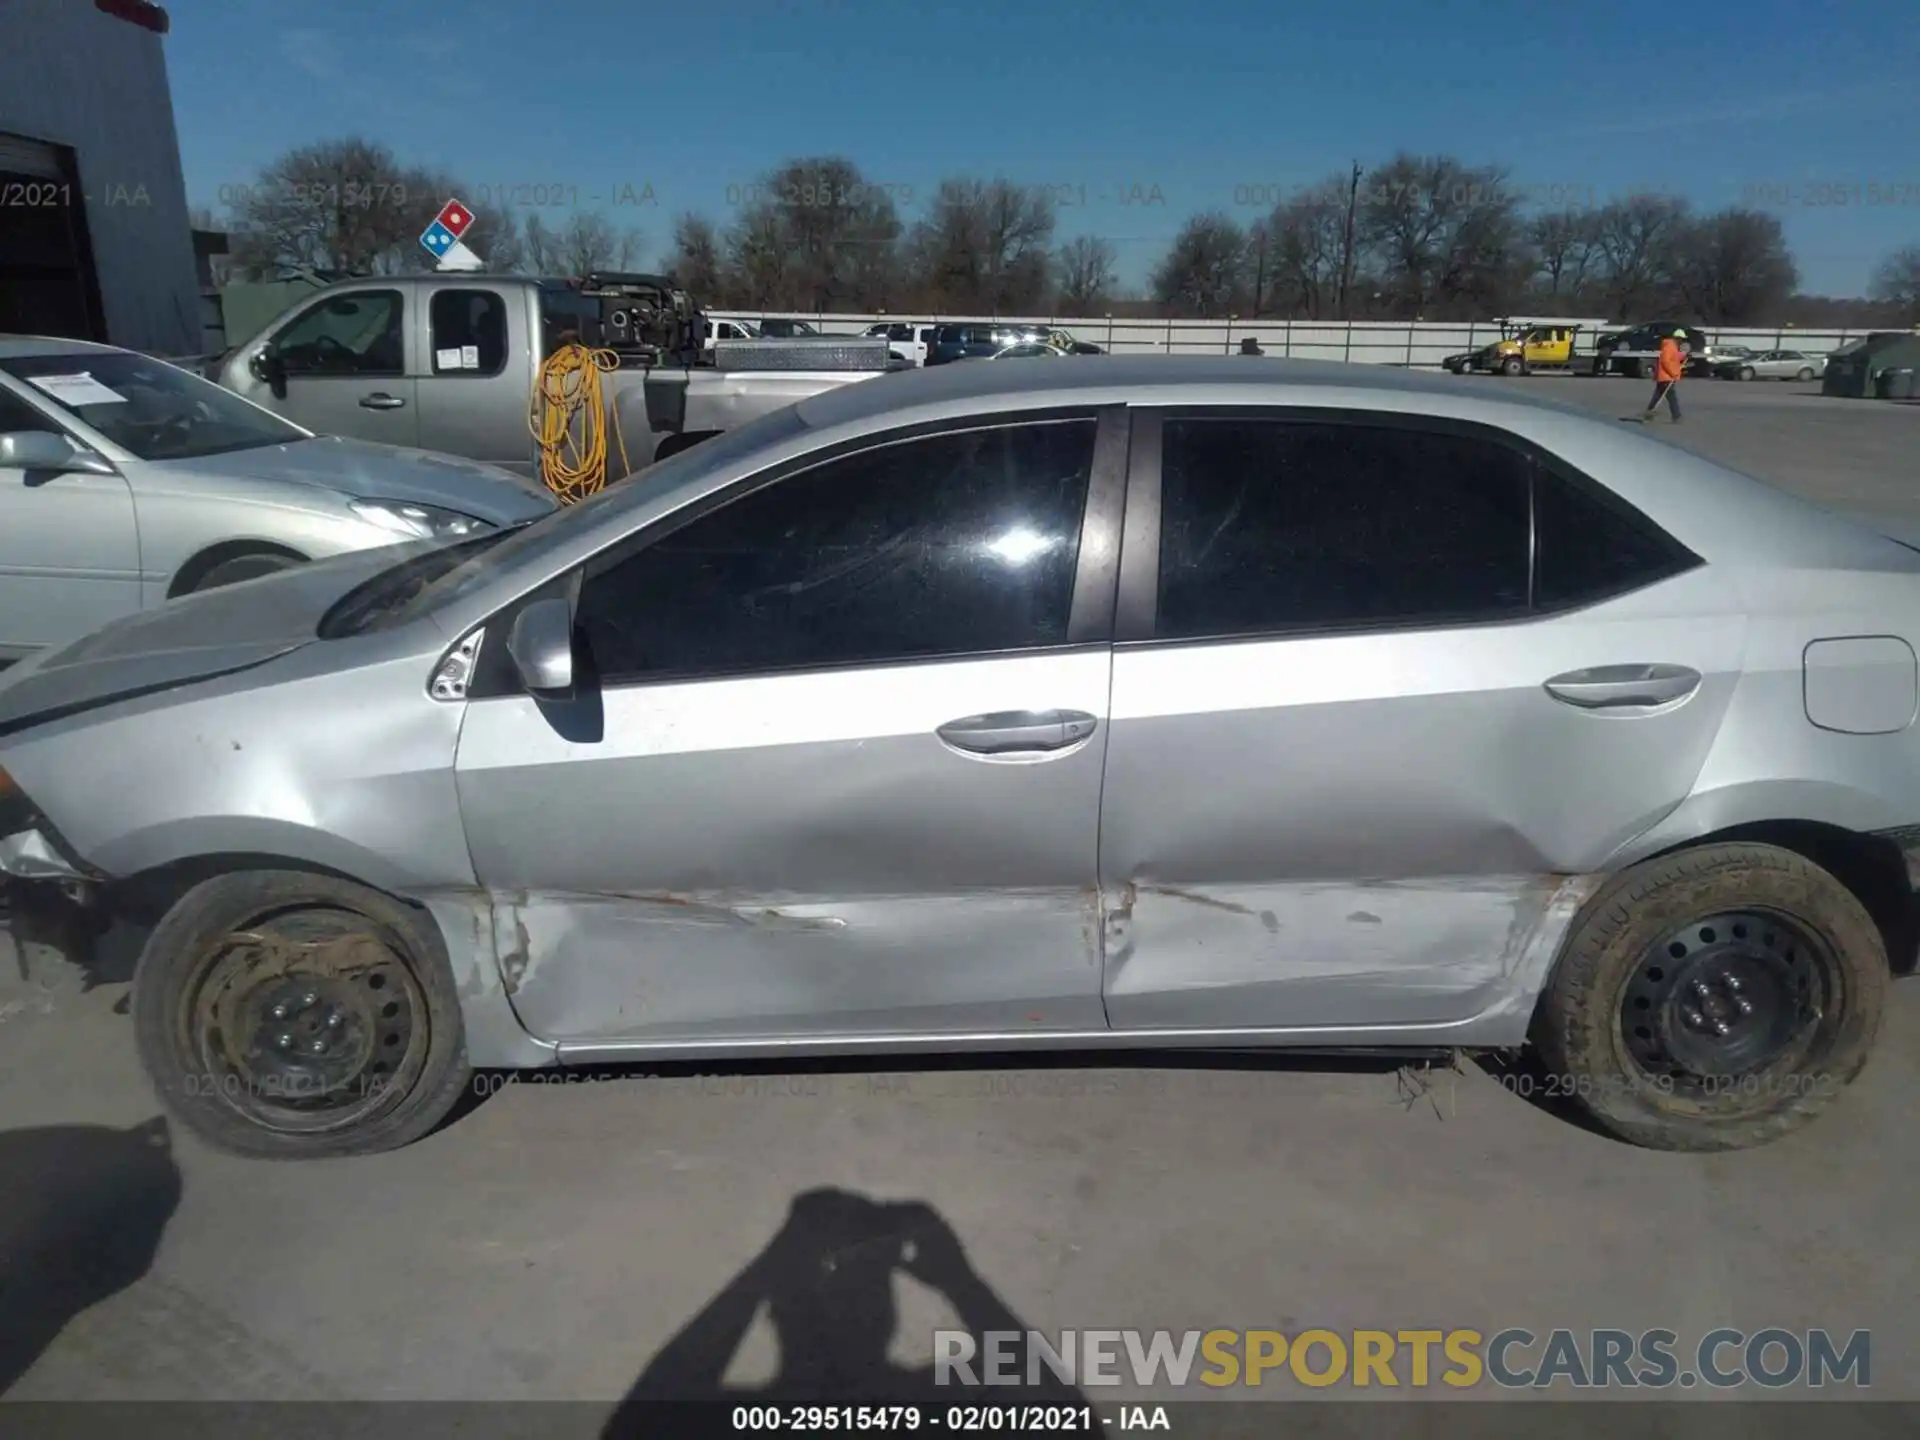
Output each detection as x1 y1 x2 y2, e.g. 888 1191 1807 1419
529 343 630 505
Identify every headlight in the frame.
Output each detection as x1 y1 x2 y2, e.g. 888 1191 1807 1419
350 500 494 540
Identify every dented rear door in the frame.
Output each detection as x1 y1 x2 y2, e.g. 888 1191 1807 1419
1097 407 1738 1033
453 409 1129 1048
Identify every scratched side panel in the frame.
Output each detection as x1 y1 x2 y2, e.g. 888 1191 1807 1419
454 650 1113 1044
1104 875 1564 1028
1099 603 1744 1031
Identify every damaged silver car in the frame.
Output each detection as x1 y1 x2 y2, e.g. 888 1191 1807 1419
0 356 1914 1157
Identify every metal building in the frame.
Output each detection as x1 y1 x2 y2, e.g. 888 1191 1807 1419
0 0 199 356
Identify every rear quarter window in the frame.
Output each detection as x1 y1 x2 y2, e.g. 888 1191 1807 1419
1532 466 1699 609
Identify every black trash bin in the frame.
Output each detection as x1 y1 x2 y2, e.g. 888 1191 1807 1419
1874 367 1916 400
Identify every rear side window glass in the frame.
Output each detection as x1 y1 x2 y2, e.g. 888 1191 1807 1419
429 290 508 376
1534 470 1693 609
1156 419 1531 639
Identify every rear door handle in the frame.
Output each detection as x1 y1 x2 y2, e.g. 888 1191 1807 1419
1544 664 1701 709
936 709 1099 756
359 393 407 410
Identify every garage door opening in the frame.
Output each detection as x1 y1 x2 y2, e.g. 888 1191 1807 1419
0 131 107 342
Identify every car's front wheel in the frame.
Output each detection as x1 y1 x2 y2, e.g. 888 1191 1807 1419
189 550 303 593
1796 367 1815 381
133 870 471 1159
1532 842 1887 1151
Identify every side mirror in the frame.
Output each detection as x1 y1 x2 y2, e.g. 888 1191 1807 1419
250 346 288 399
0 431 115 476
506 598 576 698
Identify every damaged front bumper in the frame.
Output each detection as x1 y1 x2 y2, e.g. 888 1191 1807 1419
0 761 103 894
0 827 92 883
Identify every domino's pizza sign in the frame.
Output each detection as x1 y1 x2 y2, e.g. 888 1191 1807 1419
421 199 484 270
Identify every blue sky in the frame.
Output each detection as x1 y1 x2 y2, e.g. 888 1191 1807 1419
164 0 1920 296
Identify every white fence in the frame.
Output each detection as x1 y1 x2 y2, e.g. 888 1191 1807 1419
715 312 1891 368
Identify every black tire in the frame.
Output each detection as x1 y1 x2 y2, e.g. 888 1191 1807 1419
1740 366 1756 381
133 870 471 1159
1502 357 1524 377
190 551 302 593
1531 842 1886 1152
1796 367 1815 382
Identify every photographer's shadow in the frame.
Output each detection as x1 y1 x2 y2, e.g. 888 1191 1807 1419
607 1187 1087 1429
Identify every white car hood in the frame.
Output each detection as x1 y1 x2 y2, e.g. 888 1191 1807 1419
146 436 556 525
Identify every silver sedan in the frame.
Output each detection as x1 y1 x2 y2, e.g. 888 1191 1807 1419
0 337 556 662
1715 349 1828 381
0 356 1912 1158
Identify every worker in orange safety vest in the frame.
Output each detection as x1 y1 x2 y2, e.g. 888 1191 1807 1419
1639 330 1688 423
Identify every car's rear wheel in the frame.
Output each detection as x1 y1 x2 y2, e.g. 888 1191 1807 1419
133 870 471 1159
1532 842 1886 1151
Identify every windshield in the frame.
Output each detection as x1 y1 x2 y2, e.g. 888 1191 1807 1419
323 403 812 636
0 351 308 461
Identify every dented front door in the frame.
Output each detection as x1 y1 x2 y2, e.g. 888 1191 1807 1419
452 413 1122 1048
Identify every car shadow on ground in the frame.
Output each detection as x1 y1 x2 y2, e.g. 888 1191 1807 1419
443 1047 1430 1144
603 1186 1092 1436
0 1116 182 1395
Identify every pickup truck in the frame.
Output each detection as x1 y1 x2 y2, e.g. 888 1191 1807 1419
211 275 894 477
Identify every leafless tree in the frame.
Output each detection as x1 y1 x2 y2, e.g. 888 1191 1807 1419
1265 179 1348 317
1527 208 1602 302
1869 243 1920 322
1590 194 1689 318
906 177 1055 313
1055 236 1118 313
724 156 904 313
1357 153 1524 318
668 213 725 298
549 211 642 277
726 202 794 309
225 137 422 277
1150 212 1246 317
1668 209 1797 323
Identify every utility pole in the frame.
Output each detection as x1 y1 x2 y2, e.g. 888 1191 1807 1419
1337 160 1362 320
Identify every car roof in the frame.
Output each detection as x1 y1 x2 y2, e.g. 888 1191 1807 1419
0 334 124 359
796 353 1602 432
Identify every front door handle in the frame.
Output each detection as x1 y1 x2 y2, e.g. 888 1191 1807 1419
1544 664 1701 710
359 392 407 410
936 709 1099 756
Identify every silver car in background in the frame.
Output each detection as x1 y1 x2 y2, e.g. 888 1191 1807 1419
1714 349 1827 382
0 356 1913 1159
0 337 556 661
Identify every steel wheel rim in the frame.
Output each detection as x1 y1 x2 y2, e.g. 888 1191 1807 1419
1619 909 1834 1091
181 905 431 1134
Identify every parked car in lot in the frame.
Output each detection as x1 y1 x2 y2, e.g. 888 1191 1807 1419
1714 349 1826 382
754 318 823 338
863 322 937 365
1592 323 1711 377
0 337 556 662
1048 328 1105 355
2 356 1913 1159
703 316 759 348
926 323 1052 365
990 341 1073 359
